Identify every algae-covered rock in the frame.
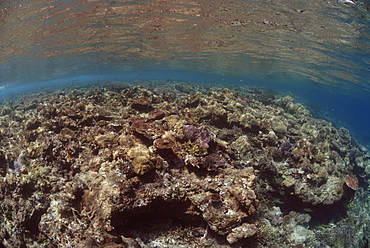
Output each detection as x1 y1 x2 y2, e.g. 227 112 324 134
226 223 258 244
127 144 153 175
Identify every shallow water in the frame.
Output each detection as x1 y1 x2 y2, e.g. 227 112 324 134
1 0 369 147
1 1 370 247
1 0 369 86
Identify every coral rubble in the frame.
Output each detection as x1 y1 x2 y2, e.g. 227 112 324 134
0 82 369 247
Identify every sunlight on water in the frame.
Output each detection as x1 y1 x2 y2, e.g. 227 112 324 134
0 0 369 91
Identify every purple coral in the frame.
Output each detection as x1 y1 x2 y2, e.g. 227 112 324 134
183 125 212 147
204 153 227 171
183 125 200 140
280 141 295 155
196 130 212 147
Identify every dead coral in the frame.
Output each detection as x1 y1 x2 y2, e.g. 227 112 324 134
0 83 367 248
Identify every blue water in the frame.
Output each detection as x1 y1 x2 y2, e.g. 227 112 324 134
2 61 370 148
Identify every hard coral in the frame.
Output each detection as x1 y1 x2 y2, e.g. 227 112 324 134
127 116 148 124
183 125 212 147
280 141 295 155
153 137 176 149
129 98 153 112
227 223 258 244
130 120 163 139
130 121 151 134
344 174 359 190
183 124 200 140
60 106 81 117
127 144 153 175
197 130 212 147
148 108 165 120
129 98 151 107
204 152 227 171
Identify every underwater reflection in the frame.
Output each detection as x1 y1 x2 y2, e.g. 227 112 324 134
0 0 369 89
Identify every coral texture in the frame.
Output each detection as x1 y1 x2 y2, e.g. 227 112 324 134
0 82 368 247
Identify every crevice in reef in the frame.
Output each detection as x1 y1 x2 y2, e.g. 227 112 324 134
110 199 202 235
0 82 369 247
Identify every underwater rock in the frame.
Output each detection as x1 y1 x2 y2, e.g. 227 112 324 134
226 223 258 244
186 166 258 241
288 225 314 245
0 83 368 248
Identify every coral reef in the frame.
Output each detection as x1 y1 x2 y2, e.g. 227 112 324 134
0 81 369 247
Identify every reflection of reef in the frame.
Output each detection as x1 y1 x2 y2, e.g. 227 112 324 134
0 82 369 247
1 0 364 88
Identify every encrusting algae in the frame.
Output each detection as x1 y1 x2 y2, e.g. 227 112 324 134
0 81 369 247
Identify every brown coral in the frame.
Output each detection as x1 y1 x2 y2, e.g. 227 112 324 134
344 174 359 190
153 137 176 149
129 98 152 111
130 120 163 139
60 106 81 117
148 108 165 120
127 116 148 124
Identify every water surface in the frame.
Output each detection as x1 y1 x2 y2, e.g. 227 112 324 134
0 0 370 145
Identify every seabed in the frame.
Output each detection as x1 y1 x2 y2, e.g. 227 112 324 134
0 81 369 248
